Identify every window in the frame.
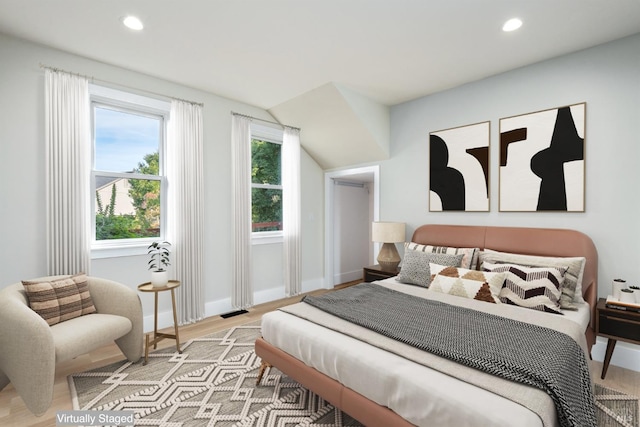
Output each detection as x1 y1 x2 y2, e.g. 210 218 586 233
251 124 283 239
90 85 170 253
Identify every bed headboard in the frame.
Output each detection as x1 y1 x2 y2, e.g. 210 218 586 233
411 224 598 348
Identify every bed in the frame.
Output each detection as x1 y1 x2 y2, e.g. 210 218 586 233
255 224 598 427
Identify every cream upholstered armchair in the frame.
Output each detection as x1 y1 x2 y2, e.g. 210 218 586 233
0 275 143 416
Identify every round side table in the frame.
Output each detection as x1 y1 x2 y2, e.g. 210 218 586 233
138 280 182 365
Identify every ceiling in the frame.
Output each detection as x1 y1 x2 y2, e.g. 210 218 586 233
1 0 640 168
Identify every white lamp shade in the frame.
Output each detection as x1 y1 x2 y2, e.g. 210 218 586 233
372 222 406 243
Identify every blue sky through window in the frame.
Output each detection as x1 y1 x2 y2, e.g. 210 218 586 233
94 107 160 173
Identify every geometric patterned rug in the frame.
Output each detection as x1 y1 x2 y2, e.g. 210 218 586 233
595 384 639 427
68 321 362 426
69 321 639 427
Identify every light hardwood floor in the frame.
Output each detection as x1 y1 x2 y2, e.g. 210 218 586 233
1 282 639 427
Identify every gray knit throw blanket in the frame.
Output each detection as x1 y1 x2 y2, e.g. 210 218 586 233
302 283 596 427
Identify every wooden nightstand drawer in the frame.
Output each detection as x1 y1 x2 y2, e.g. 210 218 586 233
365 270 394 282
363 265 399 282
598 311 640 342
595 298 640 379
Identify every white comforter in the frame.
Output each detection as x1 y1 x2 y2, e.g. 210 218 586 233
260 278 591 427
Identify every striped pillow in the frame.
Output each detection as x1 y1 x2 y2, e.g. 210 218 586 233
483 261 567 315
22 273 96 326
405 242 479 269
479 249 586 310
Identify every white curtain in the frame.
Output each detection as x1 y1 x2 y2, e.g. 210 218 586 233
44 69 91 275
167 100 205 325
231 115 253 309
282 127 302 296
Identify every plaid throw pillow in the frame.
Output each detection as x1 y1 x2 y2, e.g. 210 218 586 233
22 273 96 326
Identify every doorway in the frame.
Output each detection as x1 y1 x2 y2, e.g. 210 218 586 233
324 165 380 287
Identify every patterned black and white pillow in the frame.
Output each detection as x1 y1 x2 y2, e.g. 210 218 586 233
396 251 463 287
479 249 586 310
483 261 567 315
405 242 479 269
429 263 505 303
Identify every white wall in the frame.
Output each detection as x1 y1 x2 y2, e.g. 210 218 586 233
0 34 325 327
385 33 640 370
386 33 640 298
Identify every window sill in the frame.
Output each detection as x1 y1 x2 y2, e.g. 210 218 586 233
91 242 151 259
252 232 283 245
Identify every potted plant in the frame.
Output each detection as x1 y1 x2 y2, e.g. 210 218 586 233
148 241 171 287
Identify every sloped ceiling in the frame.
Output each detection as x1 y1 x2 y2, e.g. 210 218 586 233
269 83 390 170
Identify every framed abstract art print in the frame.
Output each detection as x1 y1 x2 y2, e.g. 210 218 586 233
499 103 585 212
429 121 490 212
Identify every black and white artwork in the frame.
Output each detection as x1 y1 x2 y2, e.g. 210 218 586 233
429 121 490 212
499 103 585 212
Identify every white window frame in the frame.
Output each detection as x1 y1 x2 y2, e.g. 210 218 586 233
250 123 284 245
89 84 171 258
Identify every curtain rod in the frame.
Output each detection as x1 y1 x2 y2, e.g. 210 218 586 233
231 111 300 131
39 63 204 107
335 180 366 188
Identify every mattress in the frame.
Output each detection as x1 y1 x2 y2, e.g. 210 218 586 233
260 279 591 427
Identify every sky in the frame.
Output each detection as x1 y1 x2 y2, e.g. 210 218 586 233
94 107 160 173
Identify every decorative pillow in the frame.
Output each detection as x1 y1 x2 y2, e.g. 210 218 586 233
479 249 586 310
429 263 505 303
22 273 96 326
396 252 463 287
405 242 479 269
483 261 567 315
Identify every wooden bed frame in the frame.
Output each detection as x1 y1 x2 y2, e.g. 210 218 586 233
255 224 598 427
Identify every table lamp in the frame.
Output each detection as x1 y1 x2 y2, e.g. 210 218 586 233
372 221 406 271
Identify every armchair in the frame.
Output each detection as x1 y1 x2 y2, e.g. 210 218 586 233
0 275 143 416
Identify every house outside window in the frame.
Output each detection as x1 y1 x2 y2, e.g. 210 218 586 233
90 84 170 256
251 123 283 243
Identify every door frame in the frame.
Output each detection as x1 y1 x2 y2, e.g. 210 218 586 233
324 165 380 288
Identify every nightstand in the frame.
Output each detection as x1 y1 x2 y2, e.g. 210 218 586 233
363 264 399 282
596 298 640 379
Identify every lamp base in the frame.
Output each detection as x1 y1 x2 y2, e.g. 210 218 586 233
377 242 400 272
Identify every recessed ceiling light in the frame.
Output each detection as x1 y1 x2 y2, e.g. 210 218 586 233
122 15 144 31
502 18 523 32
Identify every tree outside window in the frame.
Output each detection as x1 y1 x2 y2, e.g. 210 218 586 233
92 103 165 242
251 138 282 232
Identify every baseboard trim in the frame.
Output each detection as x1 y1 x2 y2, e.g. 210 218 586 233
143 278 328 332
591 336 640 373
302 277 327 292
334 270 363 285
